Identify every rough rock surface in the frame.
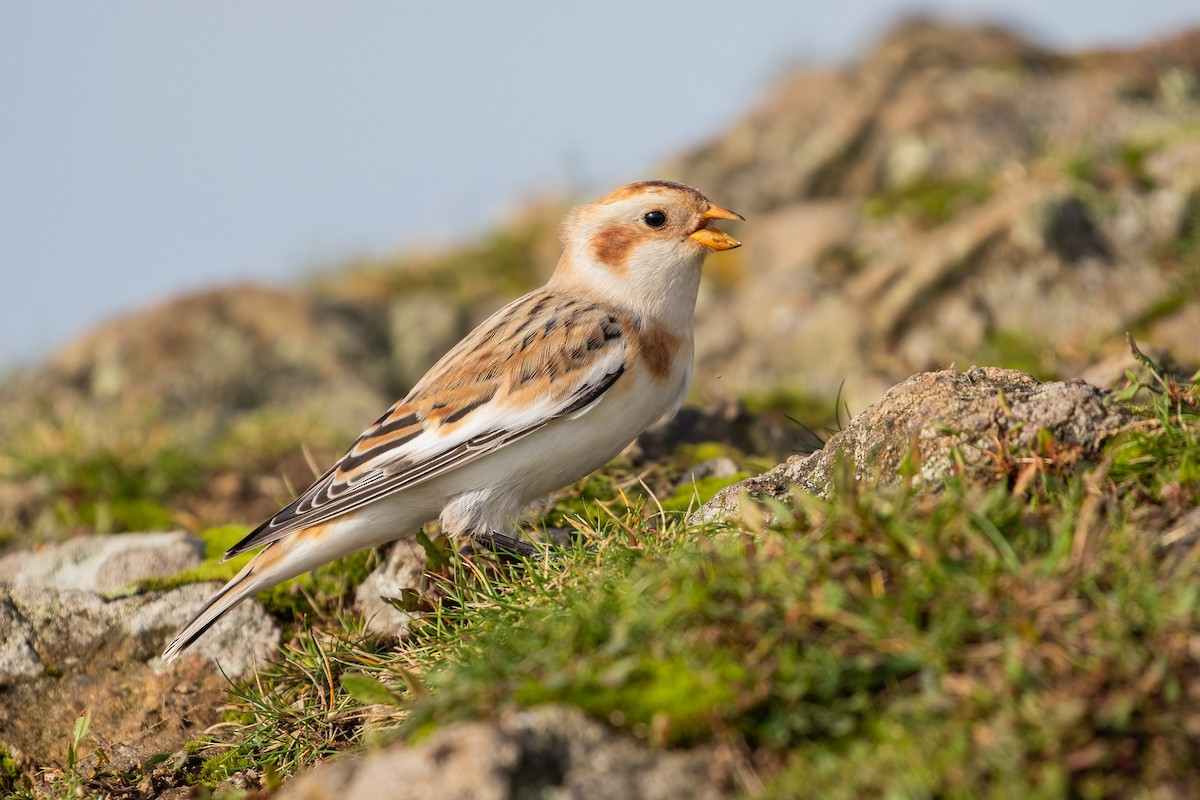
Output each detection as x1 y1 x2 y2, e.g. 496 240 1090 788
0 530 203 593
693 367 1133 524
0 534 280 775
276 706 731 800
0 579 279 685
24 284 392 432
664 22 1200 407
0 533 279 682
355 540 426 639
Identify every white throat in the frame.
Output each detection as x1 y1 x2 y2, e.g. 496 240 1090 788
550 241 705 332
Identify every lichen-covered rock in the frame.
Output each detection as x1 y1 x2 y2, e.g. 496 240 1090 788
0 532 279 682
692 367 1132 525
0 570 280 779
0 582 277 685
0 531 203 593
664 22 1200 409
355 540 426 639
276 706 731 800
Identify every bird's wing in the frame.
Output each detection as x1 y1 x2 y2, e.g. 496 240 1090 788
224 290 628 558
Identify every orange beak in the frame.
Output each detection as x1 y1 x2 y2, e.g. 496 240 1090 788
689 202 745 251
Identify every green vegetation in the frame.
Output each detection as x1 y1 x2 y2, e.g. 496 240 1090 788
864 176 995 227
325 210 559 310
974 328 1064 381
129 523 376 629
2 418 205 540
0 747 20 796
202 617 393 782
0 402 349 549
1065 138 1164 192
7 347 1196 797
741 386 845 437
176 353 1199 797
7 711 93 800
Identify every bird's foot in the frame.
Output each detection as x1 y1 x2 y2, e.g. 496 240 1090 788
468 531 540 559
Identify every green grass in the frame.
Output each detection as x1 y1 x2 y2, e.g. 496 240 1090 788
973 328 1064 381
200 616 395 782
864 176 995 227
198 353 1200 796
2 418 206 539
24 346 1191 797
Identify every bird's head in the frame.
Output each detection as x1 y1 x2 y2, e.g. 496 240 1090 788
551 181 743 317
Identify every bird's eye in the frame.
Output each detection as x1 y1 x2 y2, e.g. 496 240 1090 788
643 210 667 228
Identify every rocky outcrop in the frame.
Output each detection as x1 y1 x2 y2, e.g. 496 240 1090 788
0 285 393 445
1 19 1196 800
275 706 732 800
0 531 202 593
0 533 279 775
666 22 1200 407
693 367 1133 524
355 539 425 639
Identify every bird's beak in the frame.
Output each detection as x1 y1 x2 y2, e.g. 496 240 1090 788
689 203 745 251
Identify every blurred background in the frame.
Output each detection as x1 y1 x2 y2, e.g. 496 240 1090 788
3 0 1200 368
2 1 1199 547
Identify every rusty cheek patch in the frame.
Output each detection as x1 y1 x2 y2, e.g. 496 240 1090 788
591 225 637 273
634 320 681 381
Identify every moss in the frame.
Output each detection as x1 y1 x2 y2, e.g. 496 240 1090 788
973 328 1062 381
864 176 995 227
657 473 750 515
388 393 1198 793
189 368 1200 794
2 418 207 541
672 441 742 465
0 747 19 795
131 522 374 628
741 386 841 433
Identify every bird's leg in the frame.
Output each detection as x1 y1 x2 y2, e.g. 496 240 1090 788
471 530 540 558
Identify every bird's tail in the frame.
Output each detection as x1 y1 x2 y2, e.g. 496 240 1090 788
161 556 267 661
162 516 369 661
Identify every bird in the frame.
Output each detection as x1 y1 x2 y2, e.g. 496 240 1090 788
162 180 743 661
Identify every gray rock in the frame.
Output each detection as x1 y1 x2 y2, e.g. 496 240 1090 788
679 457 742 487
661 23 1200 410
0 582 278 685
692 367 1132 525
276 705 730 800
0 599 40 682
0 532 279 680
354 540 426 639
0 531 203 593
140 582 280 678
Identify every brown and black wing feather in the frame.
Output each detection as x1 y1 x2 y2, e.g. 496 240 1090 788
225 290 628 559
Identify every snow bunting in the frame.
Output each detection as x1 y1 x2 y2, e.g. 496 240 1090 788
162 180 742 660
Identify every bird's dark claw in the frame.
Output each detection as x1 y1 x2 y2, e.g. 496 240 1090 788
472 530 540 559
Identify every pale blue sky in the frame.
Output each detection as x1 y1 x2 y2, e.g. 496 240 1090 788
3 2 1199 368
